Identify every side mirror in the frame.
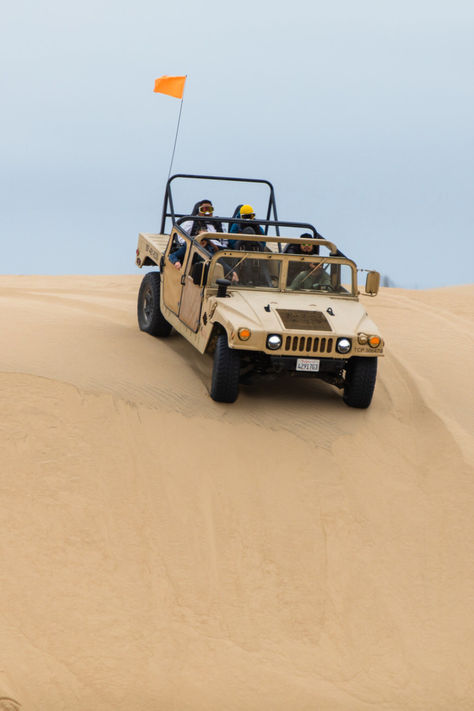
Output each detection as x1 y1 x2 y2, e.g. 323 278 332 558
216 278 231 298
365 271 380 296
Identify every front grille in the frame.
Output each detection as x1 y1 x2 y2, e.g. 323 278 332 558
283 335 334 354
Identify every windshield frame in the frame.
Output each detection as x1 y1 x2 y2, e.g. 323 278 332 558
207 251 358 296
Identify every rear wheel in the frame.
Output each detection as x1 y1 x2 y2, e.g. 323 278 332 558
137 272 172 337
343 357 377 408
210 333 240 403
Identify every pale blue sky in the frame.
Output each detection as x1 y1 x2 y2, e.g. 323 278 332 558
1 0 473 287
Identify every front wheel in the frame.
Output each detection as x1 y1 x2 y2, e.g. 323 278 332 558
210 333 240 403
137 272 172 337
343 357 377 408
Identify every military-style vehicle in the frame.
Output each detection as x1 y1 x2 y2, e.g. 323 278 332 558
135 174 384 406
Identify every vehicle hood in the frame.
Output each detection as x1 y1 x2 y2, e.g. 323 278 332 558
213 290 379 335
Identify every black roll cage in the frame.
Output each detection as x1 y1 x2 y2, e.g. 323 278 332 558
172 217 345 258
160 173 322 239
161 173 279 235
175 215 323 241
160 173 345 259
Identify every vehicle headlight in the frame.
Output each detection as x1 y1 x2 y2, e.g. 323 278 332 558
358 333 368 345
238 327 251 341
336 337 352 354
368 335 381 348
266 334 282 350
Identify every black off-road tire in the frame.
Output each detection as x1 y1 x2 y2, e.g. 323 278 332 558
137 272 172 337
343 357 378 409
210 333 241 403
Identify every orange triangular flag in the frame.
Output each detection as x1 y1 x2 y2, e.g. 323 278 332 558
153 75 186 99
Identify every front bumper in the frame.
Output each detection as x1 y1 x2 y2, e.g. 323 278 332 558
268 355 347 373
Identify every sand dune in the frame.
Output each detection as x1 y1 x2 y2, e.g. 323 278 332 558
0 276 473 710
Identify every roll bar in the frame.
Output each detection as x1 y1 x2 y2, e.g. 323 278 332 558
173 215 343 255
160 173 280 235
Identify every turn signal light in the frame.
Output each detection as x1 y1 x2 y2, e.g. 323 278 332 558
368 335 381 348
238 328 251 341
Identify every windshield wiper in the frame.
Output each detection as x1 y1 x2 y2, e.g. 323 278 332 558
224 254 248 280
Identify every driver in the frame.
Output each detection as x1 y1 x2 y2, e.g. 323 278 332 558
289 261 331 290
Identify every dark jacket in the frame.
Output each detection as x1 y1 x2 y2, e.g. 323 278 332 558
284 243 320 256
169 244 187 265
169 241 222 266
228 221 265 249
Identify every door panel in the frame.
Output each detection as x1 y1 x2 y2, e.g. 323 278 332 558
162 232 190 315
162 266 183 315
179 276 202 331
178 245 208 331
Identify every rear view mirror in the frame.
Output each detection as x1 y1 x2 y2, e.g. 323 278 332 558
365 271 380 296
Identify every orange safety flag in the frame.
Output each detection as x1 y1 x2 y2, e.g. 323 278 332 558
153 75 186 99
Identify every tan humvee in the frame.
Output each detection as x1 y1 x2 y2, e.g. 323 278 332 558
135 222 384 407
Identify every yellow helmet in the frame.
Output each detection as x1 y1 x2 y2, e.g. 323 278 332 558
240 204 255 217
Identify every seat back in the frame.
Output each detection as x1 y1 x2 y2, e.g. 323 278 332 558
210 262 225 286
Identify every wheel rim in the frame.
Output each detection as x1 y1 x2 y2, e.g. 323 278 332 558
142 286 154 325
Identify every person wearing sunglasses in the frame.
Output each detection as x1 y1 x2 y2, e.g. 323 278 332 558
180 199 227 247
228 204 265 248
283 232 321 281
284 232 320 255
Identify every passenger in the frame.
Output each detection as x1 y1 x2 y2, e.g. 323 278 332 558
170 231 239 283
288 261 331 290
228 204 265 248
236 258 273 287
180 199 227 248
233 226 265 253
285 233 320 281
227 204 243 234
284 232 320 256
231 229 272 287
198 235 239 282
168 243 187 269
170 231 219 270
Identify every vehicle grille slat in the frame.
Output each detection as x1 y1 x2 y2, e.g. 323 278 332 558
281 335 335 355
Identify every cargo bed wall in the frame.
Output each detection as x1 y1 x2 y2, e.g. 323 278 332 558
136 233 170 267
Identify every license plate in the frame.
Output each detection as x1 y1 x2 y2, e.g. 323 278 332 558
296 358 320 372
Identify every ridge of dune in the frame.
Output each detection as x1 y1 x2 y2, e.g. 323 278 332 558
0 276 473 710
365 286 474 462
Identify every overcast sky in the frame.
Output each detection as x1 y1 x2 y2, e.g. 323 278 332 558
1 0 473 288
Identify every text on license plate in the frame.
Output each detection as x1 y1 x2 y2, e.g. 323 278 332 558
296 358 320 372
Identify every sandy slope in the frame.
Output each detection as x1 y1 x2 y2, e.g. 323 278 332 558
0 276 473 711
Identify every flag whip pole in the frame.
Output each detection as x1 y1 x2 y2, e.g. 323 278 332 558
167 76 187 180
